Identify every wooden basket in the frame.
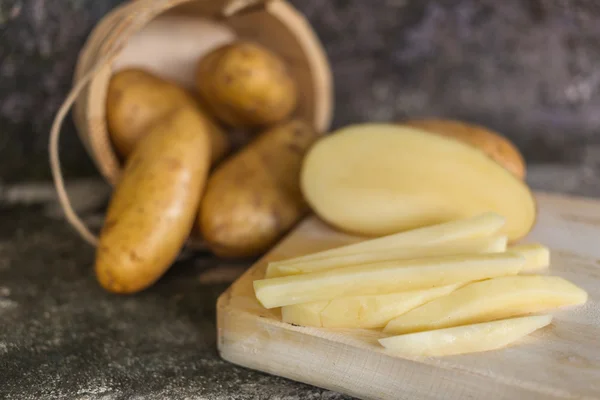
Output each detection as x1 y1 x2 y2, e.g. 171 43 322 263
50 0 333 245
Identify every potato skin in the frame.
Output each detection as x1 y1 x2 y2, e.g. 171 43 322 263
96 107 211 294
402 119 526 179
195 41 298 128
199 119 319 258
106 68 229 164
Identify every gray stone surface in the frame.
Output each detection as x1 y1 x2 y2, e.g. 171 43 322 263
3 0 600 181
0 203 350 400
0 164 599 399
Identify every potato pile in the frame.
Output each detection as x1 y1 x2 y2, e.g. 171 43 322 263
253 213 588 357
99 40 313 293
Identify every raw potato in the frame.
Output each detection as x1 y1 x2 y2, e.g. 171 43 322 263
266 212 506 276
254 252 525 309
402 119 526 179
267 235 507 278
196 41 298 128
282 283 464 329
510 243 550 273
384 275 587 334
301 124 537 240
96 108 212 294
106 68 229 163
199 119 320 258
282 301 325 327
379 315 552 357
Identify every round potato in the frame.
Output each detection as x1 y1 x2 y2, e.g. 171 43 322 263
96 107 212 294
106 68 230 164
196 41 298 128
199 119 319 258
402 119 526 179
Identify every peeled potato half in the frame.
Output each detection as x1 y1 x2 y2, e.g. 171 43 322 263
301 124 536 241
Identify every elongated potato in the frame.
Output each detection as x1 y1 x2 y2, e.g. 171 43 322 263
301 124 536 240
402 119 526 179
380 315 552 357
107 68 229 163
384 275 587 334
96 108 212 294
254 252 525 309
509 243 550 273
267 235 507 278
199 119 320 258
196 41 297 128
282 283 463 329
266 212 506 276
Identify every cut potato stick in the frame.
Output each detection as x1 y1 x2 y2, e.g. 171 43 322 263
384 275 587 334
510 243 550 273
254 252 524 309
267 212 505 270
267 235 507 278
379 315 552 357
282 301 327 327
282 283 464 328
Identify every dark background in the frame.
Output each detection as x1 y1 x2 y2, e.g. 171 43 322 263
2 0 600 183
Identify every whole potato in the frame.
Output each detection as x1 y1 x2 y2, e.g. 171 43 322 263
196 41 298 128
96 107 212 294
106 68 230 164
199 119 319 258
402 119 526 179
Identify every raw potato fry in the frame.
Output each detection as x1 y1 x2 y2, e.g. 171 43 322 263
402 119 526 180
510 243 550 273
267 235 507 278
281 302 326 328
266 212 506 274
301 124 536 240
379 315 552 357
95 108 212 294
253 252 525 309
282 283 464 329
384 275 587 334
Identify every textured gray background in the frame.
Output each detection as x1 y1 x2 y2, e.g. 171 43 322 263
2 0 600 182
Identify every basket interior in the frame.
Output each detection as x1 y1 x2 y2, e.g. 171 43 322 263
112 1 322 135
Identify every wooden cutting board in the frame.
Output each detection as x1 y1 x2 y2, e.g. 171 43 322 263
216 192 600 400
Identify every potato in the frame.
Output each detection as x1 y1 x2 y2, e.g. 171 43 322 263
267 235 507 278
383 275 587 334
509 243 550 273
266 212 506 276
301 124 536 240
402 119 526 179
282 283 463 329
195 41 298 128
199 119 319 258
379 315 552 357
95 107 212 294
106 68 230 163
254 252 525 309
